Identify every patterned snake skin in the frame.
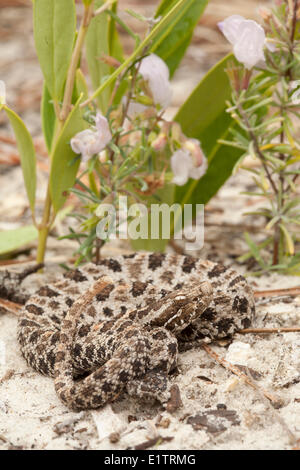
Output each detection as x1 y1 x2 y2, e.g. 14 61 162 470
17 253 255 410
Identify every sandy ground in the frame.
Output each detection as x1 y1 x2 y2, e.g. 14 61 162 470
0 0 299 451
0 170 299 450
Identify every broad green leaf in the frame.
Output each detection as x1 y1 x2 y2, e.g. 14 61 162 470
154 0 208 77
3 106 36 212
41 83 56 152
50 96 86 212
0 226 38 255
174 54 243 219
131 184 175 252
33 0 76 100
86 0 123 112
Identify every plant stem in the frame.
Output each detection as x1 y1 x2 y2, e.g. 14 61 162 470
236 100 284 265
237 102 278 195
93 0 116 18
36 187 52 264
60 3 95 121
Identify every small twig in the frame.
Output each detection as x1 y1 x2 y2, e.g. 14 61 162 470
202 344 282 408
93 0 116 18
205 221 264 233
133 435 173 451
0 369 14 385
0 258 35 267
240 327 300 334
254 286 300 298
0 298 22 315
0 134 48 158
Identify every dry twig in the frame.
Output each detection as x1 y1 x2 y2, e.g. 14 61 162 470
202 344 282 408
254 286 300 298
0 298 22 315
240 327 300 334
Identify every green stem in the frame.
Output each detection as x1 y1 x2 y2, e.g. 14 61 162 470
60 2 94 121
36 186 52 264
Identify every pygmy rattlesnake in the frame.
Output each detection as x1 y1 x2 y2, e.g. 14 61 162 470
18 252 255 410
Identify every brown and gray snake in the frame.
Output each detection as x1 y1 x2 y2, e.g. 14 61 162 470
17 252 255 410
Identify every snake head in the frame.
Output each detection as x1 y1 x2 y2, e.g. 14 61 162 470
144 281 213 334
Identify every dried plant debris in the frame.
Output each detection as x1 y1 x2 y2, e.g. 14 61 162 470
187 409 240 434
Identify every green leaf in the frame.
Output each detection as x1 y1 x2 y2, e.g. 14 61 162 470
41 82 56 152
50 96 86 213
3 106 36 213
131 184 175 252
85 0 123 112
174 54 243 218
154 0 208 77
0 226 38 256
33 0 76 100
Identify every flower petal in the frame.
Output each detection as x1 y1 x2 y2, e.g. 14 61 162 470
218 15 246 45
95 113 112 146
188 156 208 180
233 20 266 69
139 54 172 109
219 16 266 69
171 150 193 186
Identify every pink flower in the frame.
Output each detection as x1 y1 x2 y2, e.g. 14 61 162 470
171 141 207 186
139 54 172 109
70 113 112 162
218 15 266 69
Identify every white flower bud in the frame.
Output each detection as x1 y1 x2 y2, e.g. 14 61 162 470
139 54 172 109
218 15 266 69
0 81 6 105
70 113 111 162
152 133 167 151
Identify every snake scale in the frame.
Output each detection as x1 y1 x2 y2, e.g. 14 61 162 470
17 252 255 410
